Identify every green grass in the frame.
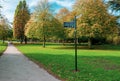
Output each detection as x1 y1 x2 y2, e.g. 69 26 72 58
0 41 7 55
15 43 120 81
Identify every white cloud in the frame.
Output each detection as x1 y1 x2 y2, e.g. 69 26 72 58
1 0 34 22
1 0 75 22
1 0 19 22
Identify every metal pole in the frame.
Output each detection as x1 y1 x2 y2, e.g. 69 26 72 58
74 16 78 71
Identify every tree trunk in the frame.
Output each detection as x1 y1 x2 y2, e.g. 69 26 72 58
20 37 23 44
24 36 27 44
88 37 92 49
3 37 5 44
43 35 46 48
62 39 65 46
32 35 34 43
20 40 23 44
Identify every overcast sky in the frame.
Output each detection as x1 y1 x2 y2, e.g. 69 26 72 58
1 0 75 22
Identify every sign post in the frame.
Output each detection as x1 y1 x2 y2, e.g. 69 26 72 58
74 16 78 71
64 16 78 71
64 22 75 28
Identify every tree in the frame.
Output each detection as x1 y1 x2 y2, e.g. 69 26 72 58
25 0 64 47
13 0 30 44
0 16 11 43
25 13 37 39
107 0 120 12
56 8 70 22
35 0 53 47
48 16 65 41
56 8 76 43
74 0 118 48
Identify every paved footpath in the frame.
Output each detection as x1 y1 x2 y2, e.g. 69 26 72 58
0 43 61 81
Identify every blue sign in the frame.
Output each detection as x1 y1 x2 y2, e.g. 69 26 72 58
64 22 75 28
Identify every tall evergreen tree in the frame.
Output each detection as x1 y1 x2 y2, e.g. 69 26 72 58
13 0 30 44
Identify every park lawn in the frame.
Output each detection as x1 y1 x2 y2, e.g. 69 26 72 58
0 41 7 56
15 43 120 81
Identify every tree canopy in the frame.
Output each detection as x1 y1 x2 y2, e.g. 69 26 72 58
74 0 118 48
25 0 64 47
0 16 12 43
108 0 120 12
13 0 30 44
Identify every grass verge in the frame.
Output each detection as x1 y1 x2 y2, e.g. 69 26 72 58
0 41 7 56
15 43 120 81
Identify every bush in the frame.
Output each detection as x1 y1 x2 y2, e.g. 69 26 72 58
92 37 106 45
78 36 88 43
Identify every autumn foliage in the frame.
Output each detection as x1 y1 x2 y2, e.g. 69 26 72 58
13 0 30 44
74 0 118 48
12 0 120 47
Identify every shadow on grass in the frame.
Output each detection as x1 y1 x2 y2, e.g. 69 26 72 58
0 43 8 56
24 52 120 81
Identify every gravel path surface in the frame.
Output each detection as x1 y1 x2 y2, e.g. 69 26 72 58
0 43 61 81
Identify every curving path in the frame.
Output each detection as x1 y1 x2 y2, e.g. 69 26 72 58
0 43 61 81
